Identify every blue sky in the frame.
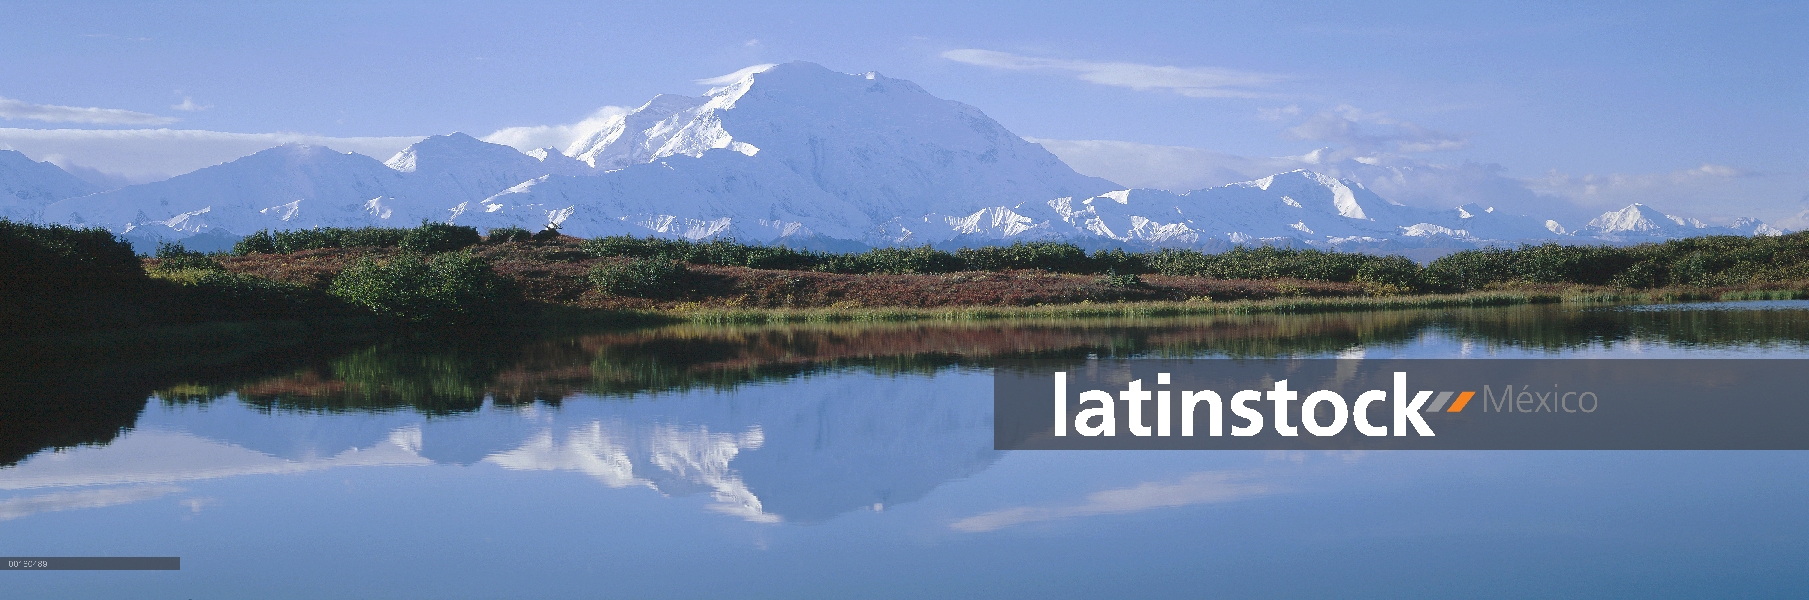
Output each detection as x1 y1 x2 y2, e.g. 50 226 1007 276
1 1 1804 224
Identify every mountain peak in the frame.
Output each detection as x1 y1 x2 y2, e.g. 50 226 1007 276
385 132 523 174
1 150 103 221
551 61 1118 229
1236 169 1372 220
1587 203 1702 235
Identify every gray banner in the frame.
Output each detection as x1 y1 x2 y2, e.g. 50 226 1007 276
1 557 180 570
995 359 1809 450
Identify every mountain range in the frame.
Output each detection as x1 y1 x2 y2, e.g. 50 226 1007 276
4 62 1786 254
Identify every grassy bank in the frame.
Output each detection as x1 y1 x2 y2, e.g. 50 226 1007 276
663 291 1563 324
10 219 1809 336
648 282 1809 325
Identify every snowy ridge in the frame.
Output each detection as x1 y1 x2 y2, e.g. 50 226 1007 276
1579 203 1779 239
1 149 101 221
19 61 1789 253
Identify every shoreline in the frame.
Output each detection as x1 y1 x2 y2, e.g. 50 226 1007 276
645 285 1809 325
13 285 1809 347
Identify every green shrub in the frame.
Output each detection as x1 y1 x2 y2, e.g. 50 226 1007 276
580 235 823 271
485 226 533 243
232 227 409 255
339 228 408 248
1098 270 1143 288
956 241 1093 272
825 246 963 274
399 222 482 254
0 219 142 288
184 269 316 314
1 219 147 332
1426 243 1664 291
232 230 278 255
589 258 689 298
1145 246 1411 286
1353 254 1423 289
580 235 669 259
152 241 221 272
328 251 509 323
1090 248 1148 275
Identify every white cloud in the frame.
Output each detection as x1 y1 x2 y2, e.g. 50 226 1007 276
0 128 424 183
1286 105 1466 153
1531 163 1747 198
171 97 211 112
1257 105 1302 121
1680 163 1744 179
1036 135 1805 226
81 33 151 42
695 63 778 87
480 105 631 154
1029 137 1305 192
1033 137 1582 220
950 471 1270 532
1335 156 1596 223
941 49 1284 98
0 96 178 126
1526 162 1801 224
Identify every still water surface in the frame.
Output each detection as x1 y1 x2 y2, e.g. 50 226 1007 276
4 302 1807 598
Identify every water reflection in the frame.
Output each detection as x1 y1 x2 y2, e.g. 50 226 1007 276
0 485 184 521
949 470 1274 532
4 301 1809 524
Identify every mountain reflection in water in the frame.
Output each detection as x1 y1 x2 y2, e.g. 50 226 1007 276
5 301 1809 524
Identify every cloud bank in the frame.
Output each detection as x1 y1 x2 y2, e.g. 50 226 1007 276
1286 105 1467 153
0 96 178 126
695 63 778 87
1028 138 1304 192
1033 136 1804 226
480 106 631 154
942 49 1283 98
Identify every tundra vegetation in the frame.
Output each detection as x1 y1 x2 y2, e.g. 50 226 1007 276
6 218 1809 335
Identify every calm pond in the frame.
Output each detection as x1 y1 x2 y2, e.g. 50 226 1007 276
4 302 1808 598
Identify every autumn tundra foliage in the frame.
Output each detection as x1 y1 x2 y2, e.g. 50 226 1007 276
7 219 1809 334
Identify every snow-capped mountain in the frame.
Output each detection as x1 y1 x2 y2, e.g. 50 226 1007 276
384 132 589 194
1 150 100 222
1583 203 1783 240
41 134 585 250
898 169 1585 251
28 62 1788 253
43 144 413 250
474 61 1123 245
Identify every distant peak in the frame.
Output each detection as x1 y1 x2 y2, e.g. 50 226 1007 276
386 132 525 173
767 60 835 73
409 132 487 146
